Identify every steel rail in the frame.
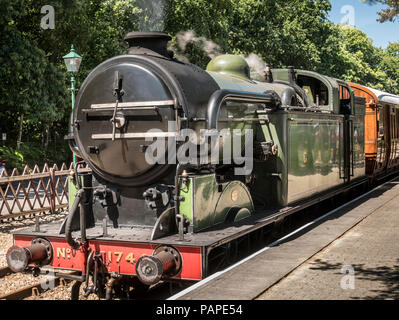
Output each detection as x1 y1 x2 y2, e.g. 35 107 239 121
0 271 80 300
0 267 11 278
0 277 63 300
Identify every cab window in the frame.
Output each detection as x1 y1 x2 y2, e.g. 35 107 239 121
297 75 329 106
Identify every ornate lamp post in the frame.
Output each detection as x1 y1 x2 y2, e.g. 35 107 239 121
63 45 82 163
63 45 82 111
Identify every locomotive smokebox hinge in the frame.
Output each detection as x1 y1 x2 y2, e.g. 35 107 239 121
143 186 172 216
93 186 121 207
88 146 100 155
113 71 125 99
110 71 125 141
139 145 149 153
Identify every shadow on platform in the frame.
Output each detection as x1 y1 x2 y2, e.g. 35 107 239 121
309 259 399 300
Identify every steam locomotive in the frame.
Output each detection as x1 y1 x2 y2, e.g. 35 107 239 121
6 32 399 299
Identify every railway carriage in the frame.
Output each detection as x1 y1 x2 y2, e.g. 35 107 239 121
348 83 399 177
5 32 398 300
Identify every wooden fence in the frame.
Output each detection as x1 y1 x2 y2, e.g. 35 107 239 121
0 163 73 221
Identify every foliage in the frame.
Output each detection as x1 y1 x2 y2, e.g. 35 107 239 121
0 146 24 169
326 26 389 90
363 0 399 22
1 0 399 168
0 0 68 164
165 0 334 70
381 42 399 94
165 0 397 93
0 141 70 170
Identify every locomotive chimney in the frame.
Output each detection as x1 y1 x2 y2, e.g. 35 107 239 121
124 31 173 58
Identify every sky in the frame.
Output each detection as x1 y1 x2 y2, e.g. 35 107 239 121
329 0 398 48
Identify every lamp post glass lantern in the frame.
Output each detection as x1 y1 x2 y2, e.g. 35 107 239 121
63 45 82 73
63 45 82 110
63 45 82 163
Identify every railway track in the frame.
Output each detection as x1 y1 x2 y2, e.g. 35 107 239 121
0 266 11 278
0 264 184 300
0 266 78 300
0 276 69 300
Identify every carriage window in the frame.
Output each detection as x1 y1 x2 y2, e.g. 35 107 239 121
297 75 329 106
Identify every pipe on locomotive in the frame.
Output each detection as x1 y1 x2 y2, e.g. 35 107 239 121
65 189 85 249
65 162 92 250
206 89 281 131
66 113 82 158
272 80 312 109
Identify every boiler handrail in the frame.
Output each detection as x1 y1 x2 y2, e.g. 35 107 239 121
206 89 280 130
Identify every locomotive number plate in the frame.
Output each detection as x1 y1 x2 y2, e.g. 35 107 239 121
13 236 203 280
56 248 136 265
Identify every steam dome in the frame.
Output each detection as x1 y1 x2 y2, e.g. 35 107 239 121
206 54 251 80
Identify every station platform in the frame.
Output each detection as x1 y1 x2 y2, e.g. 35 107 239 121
170 177 399 300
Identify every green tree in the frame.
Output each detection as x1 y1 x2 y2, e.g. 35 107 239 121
0 0 145 166
330 27 389 90
165 0 335 70
0 0 68 151
363 0 399 22
381 42 399 94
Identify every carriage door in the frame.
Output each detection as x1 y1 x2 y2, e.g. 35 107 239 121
389 106 397 167
378 105 390 171
376 106 384 170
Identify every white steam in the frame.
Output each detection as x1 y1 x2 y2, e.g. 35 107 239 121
176 30 223 59
138 0 167 31
172 31 269 79
242 53 267 78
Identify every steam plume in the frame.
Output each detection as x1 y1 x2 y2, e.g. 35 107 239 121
176 30 223 59
243 53 267 78
138 0 167 31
